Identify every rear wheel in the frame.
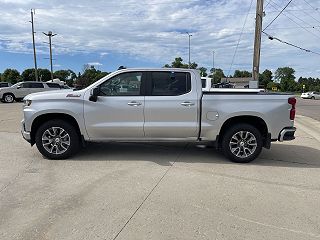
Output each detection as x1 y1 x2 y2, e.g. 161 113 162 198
2 93 15 103
221 124 263 163
35 120 80 159
311 96 315 100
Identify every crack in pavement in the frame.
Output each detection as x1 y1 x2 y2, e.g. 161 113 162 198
111 143 190 240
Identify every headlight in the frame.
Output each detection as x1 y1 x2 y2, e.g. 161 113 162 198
23 99 32 107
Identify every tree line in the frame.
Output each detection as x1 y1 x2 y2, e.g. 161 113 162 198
1 57 319 92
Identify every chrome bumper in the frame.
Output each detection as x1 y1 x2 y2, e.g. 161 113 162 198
278 127 296 142
21 120 31 143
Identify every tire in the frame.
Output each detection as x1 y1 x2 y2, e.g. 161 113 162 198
311 96 315 100
2 93 15 103
35 120 80 159
221 123 263 163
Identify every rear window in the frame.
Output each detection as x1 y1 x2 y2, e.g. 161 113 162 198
46 83 61 88
150 72 191 96
0 83 9 87
201 79 206 88
30 83 44 88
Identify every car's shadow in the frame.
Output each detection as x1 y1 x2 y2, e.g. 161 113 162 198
57 141 320 168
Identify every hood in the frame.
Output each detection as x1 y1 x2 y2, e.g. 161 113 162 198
0 86 13 91
24 89 85 101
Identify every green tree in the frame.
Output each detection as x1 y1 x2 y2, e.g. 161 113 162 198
21 68 51 82
209 68 225 84
233 70 252 78
275 67 296 92
1 68 21 84
189 62 198 69
259 69 273 89
164 57 189 68
54 69 77 86
266 82 281 91
198 67 207 77
75 66 109 88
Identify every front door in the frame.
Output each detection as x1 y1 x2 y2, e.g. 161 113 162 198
144 71 199 139
84 71 145 140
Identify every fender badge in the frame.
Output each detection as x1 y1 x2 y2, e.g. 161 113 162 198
66 93 81 98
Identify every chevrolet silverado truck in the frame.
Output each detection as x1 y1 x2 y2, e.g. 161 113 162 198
21 68 296 163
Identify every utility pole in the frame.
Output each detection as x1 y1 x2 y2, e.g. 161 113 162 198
30 9 38 81
252 0 264 88
252 0 263 88
186 32 192 68
43 31 57 80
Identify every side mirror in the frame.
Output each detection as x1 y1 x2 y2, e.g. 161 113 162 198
89 87 99 102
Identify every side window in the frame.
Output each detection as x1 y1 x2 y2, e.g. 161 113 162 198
47 83 61 88
99 72 142 96
30 83 44 88
22 82 31 88
150 72 191 96
201 79 206 88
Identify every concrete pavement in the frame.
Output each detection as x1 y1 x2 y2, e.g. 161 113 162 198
0 103 320 240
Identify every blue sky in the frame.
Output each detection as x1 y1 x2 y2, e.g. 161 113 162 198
0 0 320 78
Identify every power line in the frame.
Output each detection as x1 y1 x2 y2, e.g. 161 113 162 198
301 0 319 11
262 31 320 55
267 1 320 39
290 1 320 25
227 0 254 77
263 0 293 30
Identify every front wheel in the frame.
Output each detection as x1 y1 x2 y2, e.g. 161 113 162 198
35 120 80 159
311 96 315 100
221 124 263 163
2 93 15 103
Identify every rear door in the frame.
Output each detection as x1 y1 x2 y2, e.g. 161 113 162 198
15 82 32 98
144 71 199 139
29 82 45 94
84 71 146 139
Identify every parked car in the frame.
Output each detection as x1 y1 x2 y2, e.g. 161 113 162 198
0 82 12 88
301 91 320 100
0 81 67 103
21 68 296 163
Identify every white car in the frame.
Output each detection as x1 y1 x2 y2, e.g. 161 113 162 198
0 81 62 103
301 91 320 100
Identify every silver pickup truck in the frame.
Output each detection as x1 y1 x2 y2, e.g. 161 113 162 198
21 68 296 163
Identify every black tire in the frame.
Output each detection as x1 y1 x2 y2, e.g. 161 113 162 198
311 96 315 100
221 123 263 163
2 93 15 103
35 119 80 159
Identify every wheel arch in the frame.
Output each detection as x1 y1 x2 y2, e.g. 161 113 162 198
217 115 269 148
30 113 82 145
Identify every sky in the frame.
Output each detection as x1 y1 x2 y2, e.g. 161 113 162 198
0 0 320 78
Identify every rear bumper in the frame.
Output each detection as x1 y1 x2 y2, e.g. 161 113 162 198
278 127 296 142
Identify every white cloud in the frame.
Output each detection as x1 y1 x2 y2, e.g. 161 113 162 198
88 62 102 66
0 0 319 77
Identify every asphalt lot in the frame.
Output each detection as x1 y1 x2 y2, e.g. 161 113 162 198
1 102 320 240
296 98 320 121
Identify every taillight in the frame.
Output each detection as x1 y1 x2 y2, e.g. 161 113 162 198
288 97 296 120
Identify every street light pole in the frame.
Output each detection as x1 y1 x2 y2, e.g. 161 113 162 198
29 9 38 81
212 50 215 74
186 32 192 68
43 31 57 81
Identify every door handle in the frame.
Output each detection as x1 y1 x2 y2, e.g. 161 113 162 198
128 101 142 106
181 101 195 106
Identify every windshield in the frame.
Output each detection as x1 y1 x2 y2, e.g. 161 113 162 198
10 82 22 88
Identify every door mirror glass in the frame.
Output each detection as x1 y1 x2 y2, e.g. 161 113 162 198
89 87 100 102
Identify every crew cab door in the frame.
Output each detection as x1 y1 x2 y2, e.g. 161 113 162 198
144 71 199 139
15 82 32 98
83 71 145 139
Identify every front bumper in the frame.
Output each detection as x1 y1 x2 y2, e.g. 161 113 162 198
278 127 296 142
21 120 31 143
